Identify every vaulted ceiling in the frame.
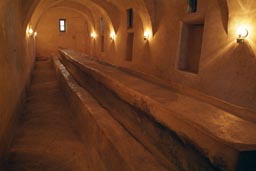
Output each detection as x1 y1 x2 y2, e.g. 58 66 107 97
21 0 256 39
22 0 158 36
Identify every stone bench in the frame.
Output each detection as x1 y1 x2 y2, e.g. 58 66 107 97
52 55 171 171
58 49 256 171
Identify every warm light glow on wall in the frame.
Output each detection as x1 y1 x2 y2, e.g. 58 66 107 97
34 32 38 37
237 26 249 43
144 30 151 41
110 31 116 40
28 28 33 35
230 18 253 44
90 31 97 39
27 26 34 37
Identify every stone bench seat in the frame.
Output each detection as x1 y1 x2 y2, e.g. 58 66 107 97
59 49 256 171
52 55 172 171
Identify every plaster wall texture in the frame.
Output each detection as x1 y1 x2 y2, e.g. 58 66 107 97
34 0 256 112
36 8 89 57
0 0 254 169
0 0 35 169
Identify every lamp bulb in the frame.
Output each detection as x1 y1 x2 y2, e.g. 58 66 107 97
237 26 248 38
144 30 151 40
110 31 116 40
90 32 97 39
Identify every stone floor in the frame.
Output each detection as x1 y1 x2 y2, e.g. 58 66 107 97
5 57 91 171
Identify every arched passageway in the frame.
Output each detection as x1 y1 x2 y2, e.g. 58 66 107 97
1 0 256 171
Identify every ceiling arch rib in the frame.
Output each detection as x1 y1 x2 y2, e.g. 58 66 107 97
24 0 156 38
28 0 118 36
216 0 229 33
34 0 98 33
143 0 159 34
22 0 41 30
34 6 95 34
28 0 65 30
134 0 155 35
69 0 117 33
104 0 155 36
50 0 96 28
89 0 121 33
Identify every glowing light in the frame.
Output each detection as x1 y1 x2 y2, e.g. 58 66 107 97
90 31 97 39
34 32 37 37
28 28 33 34
110 31 116 40
237 26 249 43
28 27 34 37
144 30 151 41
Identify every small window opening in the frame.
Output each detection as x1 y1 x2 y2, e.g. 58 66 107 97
59 19 66 32
127 8 133 29
188 0 197 13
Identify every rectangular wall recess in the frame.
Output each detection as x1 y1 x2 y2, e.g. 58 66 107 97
127 8 134 29
101 35 105 52
178 23 204 73
126 32 134 61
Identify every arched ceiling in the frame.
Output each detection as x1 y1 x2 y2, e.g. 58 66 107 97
40 6 95 33
22 0 256 39
50 2 95 28
34 1 97 33
23 0 156 36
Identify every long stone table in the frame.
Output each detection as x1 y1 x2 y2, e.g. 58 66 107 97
59 49 256 171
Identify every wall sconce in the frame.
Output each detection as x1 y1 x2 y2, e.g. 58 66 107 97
28 28 34 37
33 32 37 37
237 26 248 43
110 31 116 41
90 31 97 39
144 30 151 41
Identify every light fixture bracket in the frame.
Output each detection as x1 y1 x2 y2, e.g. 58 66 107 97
237 37 245 43
236 27 248 43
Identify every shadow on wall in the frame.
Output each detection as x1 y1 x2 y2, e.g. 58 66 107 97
201 41 235 68
142 41 152 66
144 0 161 34
201 39 255 69
239 41 256 58
217 0 229 34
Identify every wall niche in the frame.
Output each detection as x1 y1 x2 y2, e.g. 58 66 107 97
125 8 134 61
126 32 134 61
178 23 204 73
177 0 205 74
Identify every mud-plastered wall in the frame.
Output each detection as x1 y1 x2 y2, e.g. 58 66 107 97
32 0 256 113
89 0 256 111
36 8 90 57
0 0 35 169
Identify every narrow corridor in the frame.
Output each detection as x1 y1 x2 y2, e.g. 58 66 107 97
6 57 90 171
1 1 256 171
